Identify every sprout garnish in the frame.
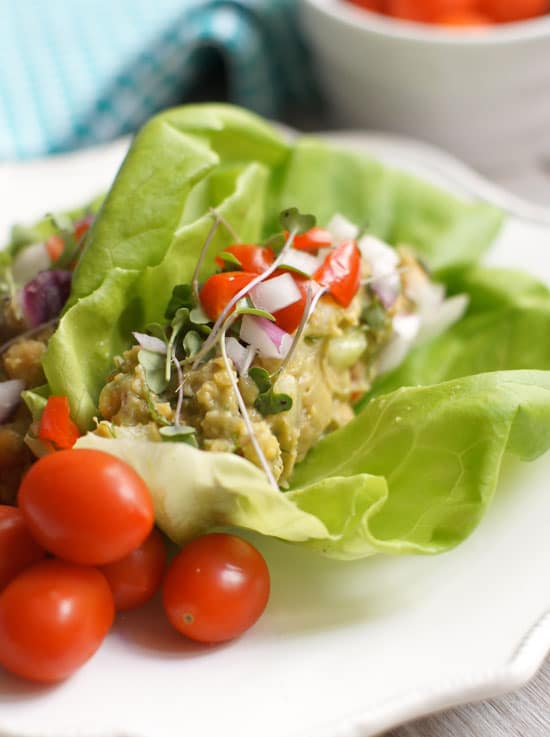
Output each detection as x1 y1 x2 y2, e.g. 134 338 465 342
191 208 316 369
219 314 279 490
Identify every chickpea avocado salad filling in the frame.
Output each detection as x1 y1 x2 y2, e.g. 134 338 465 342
95 210 465 489
4 104 550 562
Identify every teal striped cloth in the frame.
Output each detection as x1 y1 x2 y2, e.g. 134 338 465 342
0 0 317 159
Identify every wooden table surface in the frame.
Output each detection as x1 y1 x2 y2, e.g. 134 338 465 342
384 164 550 737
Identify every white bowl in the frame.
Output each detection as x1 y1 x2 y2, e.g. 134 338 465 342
300 0 550 173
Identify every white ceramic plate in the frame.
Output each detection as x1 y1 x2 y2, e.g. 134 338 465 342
1 134 549 737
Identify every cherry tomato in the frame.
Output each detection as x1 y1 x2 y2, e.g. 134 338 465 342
478 0 548 22
0 560 114 683
215 245 274 274
292 227 333 253
348 0 384 8
314 240 361 307
19 449 154 566
45 234 64 263
436 9 492 24
38 396 80 450
386 0 475 21
0 507 45 591
200 271 257 321
272 274 310 333
100 529 167 611
163 533 270 643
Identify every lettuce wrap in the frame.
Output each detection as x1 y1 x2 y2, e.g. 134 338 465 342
35 104 550 559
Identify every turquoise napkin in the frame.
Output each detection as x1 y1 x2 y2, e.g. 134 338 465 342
0 0 316 159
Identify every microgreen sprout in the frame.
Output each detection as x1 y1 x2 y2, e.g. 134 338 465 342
192 215 221 305
192 209 315 369
219 315 279 490
172 354 185 428
249 367 293 417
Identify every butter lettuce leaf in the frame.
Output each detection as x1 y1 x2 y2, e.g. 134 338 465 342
43 105 502 431
368 267 550 402
78 371 550 559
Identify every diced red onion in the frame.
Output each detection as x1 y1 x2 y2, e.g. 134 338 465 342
225 337 249 375
377 314 421 374
21 270 72 328
250 273 301 314
12 243 51 285
279 250 322 277
327 214 358 244
0 379 25 424
132 332 167 354
240 315 293 360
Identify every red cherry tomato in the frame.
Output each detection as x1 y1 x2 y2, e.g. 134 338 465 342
436 9 492 24
19 449 154 566
200 271 258 321
0 507 45 591
313 240 361 307
272 274 310 333
38 396 81 450
387 0 475 21
0 560 114 683
348 0 384 10
215 245 274 274
292 227 333 253
163 533 270 643
100 529 167 611
478 0 548 22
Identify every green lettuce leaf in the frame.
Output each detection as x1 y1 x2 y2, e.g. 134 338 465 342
43 104 502 430
367 267 550 402
78 371 550 559
270 139 503 274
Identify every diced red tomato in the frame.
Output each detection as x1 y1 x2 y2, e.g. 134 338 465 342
73 216 94 243
291 227 333 253
38 396 80 450
272 274 310 333
45 235 64 263
200 271 257 321
215 245 274 274
313 240 361 308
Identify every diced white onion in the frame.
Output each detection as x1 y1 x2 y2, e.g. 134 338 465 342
0 379 25 424
327 214 358 244
132 332 167 354
360 235 401 308
225 337 250 375
417 294 469 344
240 315 293 360
12 243 51 285
279 249 322 277
250 273 301 314
377 314 421 374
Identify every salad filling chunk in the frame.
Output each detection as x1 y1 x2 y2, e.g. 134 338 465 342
94 211 466 488
0 213 94 502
